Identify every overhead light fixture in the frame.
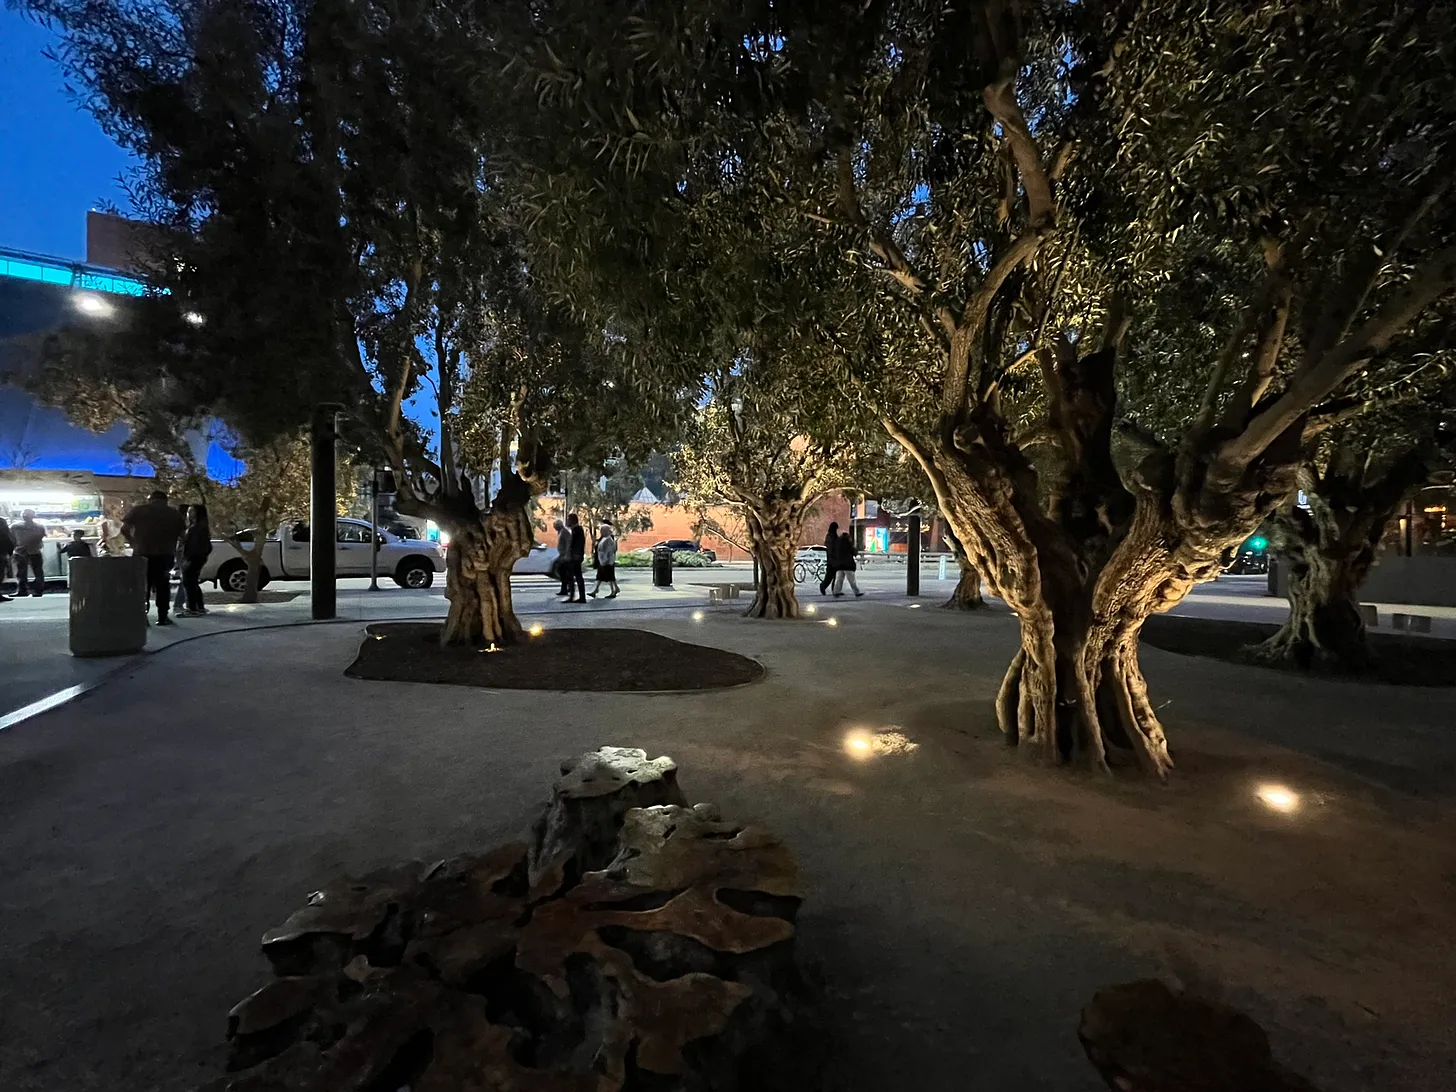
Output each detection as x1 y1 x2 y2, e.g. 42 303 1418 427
74 292 114 318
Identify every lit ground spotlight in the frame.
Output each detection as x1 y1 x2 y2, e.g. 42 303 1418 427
528 623 545 637
843 726 919 760
908 603 921 609
804 604 817 616
1255 783 1301 814
824 617 838 627
692 610 705 622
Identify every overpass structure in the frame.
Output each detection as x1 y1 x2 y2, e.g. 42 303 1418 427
0 244 149 299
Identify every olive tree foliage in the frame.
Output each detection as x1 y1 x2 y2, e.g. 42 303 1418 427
674 352 884 618
563 464 655 547
497 0 1456 774
25 0 685 645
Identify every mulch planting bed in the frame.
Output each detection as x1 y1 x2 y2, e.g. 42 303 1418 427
1140 614 1456 687
345 621 765 691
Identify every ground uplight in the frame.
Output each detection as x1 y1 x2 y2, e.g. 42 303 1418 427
824 617 839 627
1255 782 1301 814
692 610 705 622
843 727 919 760
528 622 545 637
804 604 818 616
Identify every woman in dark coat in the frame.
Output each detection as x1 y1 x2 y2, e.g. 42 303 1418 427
818 520 840 595
833 531 863 597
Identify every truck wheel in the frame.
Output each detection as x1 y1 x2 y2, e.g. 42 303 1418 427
218 562 270 594
395 558 435 589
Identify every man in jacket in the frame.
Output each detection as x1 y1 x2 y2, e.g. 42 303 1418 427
565 512 587 603
121 490 186 625
554 518 572 598
12 509 47 597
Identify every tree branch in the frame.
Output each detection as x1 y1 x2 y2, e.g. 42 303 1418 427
982 76 1056 232
1216 246 1456 472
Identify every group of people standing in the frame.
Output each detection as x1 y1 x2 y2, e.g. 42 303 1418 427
552 513 620 603
122 490 214 624
0 490 211 621
817 521 864 598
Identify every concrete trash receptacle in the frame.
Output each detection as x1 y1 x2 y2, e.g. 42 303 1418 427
69 555 148 657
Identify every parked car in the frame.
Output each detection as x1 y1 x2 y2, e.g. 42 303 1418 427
648 539 717 562
200 518 445 592
795 545 827 562
513 542 562 578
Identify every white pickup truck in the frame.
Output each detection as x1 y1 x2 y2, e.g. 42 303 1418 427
199 518 446 593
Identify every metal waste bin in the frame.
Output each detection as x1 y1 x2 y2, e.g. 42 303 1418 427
652 547 674 588
69 555 148 657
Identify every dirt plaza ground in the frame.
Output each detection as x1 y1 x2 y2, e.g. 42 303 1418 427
1 600 1453 1091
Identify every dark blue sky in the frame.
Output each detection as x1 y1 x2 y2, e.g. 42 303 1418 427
0 8 138 260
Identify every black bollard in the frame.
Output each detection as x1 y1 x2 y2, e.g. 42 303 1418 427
906 513 921 597
311 405 340 620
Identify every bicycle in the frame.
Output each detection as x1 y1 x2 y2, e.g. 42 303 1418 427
793 558 826 584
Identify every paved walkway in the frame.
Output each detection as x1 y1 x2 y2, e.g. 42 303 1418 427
0 604 1453 1091
4 568 1453 726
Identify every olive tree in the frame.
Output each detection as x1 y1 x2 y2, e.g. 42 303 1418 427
29 0 683 644
502 0 1456 774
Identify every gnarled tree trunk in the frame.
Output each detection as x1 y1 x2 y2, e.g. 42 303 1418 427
1254 451 1428 673
897 342 1281 780
743 496 808 619
941 527 985 610
441 500 533 647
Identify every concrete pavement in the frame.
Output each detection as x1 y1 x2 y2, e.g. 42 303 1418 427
1 602 1453 1091
4 566 1453 725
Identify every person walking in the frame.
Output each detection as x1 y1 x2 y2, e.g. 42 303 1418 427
177 504 213 616
833 530 864 597
0 517 14 601
12 509 47 597
589 522 620 599
564 512 587 603
121 489 186 625
818 520 840 595
553 518 572 598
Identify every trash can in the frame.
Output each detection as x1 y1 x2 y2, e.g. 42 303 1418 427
69 555 148 657
652 547 674 588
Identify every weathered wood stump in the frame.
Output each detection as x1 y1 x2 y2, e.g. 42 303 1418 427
1079 980 1322 1092
203 748 809 1092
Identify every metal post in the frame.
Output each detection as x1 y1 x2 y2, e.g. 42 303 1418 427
368 468 380 591
310 404 340 620
906 513 921 596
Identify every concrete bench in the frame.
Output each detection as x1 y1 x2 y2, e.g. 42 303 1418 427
706 583 746 604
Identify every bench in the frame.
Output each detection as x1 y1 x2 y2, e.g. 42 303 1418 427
706 583 748 604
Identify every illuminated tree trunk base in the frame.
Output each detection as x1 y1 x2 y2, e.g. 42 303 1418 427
441 505 532 647
241 548 266 604
943 563 985 610
744 500 805 619
1254 556 1371 672
996 613 1174 778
